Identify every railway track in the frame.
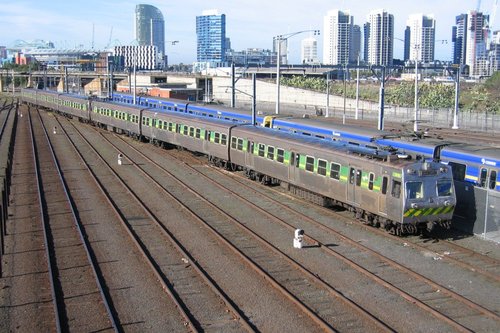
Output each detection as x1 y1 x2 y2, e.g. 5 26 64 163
63 116 395 332
28 106 117 332
4 105 497 331
115 129 500 332
50 113 253 332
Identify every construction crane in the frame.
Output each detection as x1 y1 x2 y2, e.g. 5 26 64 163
106 27 114 49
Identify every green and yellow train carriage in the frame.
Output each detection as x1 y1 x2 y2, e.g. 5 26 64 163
230 125 456 235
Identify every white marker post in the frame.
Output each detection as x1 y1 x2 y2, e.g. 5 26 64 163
117 153 123 165
293 229 304 249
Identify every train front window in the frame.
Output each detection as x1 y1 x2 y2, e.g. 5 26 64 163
480 168 488 187
437 180 453 196
406 181 423 199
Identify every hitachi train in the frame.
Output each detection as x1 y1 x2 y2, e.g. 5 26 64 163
109 92 500 237
21 88 457 236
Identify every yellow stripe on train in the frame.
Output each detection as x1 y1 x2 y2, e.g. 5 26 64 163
404 206 455 217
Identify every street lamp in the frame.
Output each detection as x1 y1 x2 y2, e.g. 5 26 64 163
275 29 319 114
413 44 420 133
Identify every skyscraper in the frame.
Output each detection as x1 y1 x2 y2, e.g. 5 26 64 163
196 10 226 64
350 25 361 63
323 10 353 65
452 14 468 65
366 9 394 66
405 14 436 63
301 37 318 64
452 11 490 75
465 11 489 75
135 4 165 56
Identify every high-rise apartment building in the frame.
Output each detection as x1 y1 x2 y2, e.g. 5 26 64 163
301 37 319 64
452 14 468 65
350 25 361 62
135 4 165 56
405 14 436 63
363 23 370 63
196 10 226 64
365 9 394 66
323 10 353 65
466 11 489 75
489 31 500 73
452 11 490 75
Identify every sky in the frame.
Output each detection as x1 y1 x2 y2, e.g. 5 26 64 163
1 0 498 64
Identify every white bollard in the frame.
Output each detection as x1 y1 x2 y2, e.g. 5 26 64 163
293 229 304 249
53 126 57 134
118 153 123 165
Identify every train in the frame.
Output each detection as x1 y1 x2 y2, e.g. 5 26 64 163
109 92 500 237
20 88 457 236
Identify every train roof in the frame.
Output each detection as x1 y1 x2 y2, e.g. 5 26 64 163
234 124 419 166
142 107 239 127
272 117 394 140
441 143 500 167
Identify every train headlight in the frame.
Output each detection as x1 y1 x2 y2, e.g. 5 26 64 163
440 167 448 173
407 168 416 174
411 203 419 208
444 200 451 206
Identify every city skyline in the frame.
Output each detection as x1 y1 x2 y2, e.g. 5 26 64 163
1 0 498 64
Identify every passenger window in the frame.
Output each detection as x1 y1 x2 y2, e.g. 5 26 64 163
182 126 188 136
317 159 327 176
195 128 201 139
305 156 314 172
221 134 227 146
406 181 423 199
189 127 195 137
489 170 497 190
369 173 374 190
277 148 285 163
391 180 401 198
330 163 340 180
480 168 488 187
267 146 275 160
258 144 266 157
231 137 237 149
237 138 243 151
214 132 220 144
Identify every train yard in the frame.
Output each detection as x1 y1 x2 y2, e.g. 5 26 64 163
0 98 498 332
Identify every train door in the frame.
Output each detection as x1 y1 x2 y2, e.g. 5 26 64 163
347 166 362 205
378 176 389 215
289 152 299 182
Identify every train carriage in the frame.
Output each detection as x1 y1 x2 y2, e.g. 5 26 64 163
91 100 142 137
141 110 233 164
230 126 456 233
57 93 90 120
27 89 61 111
